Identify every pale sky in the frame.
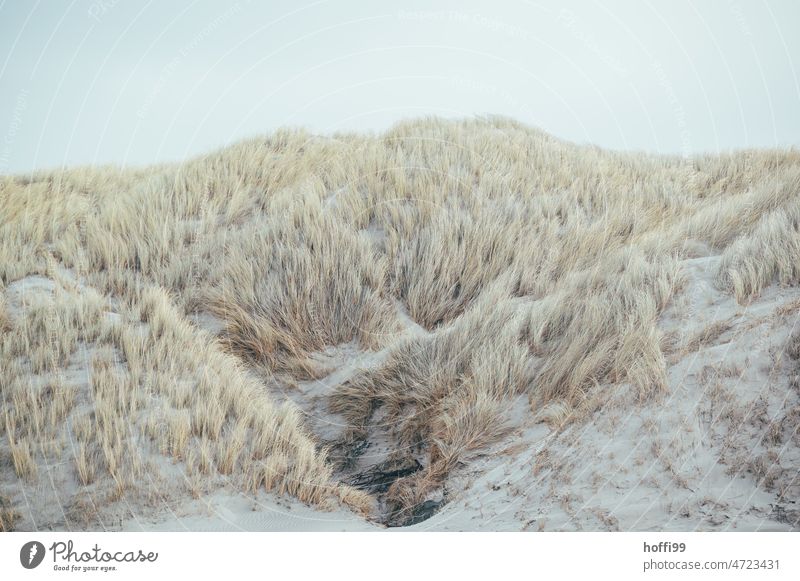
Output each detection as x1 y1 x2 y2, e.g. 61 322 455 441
1 0 799 174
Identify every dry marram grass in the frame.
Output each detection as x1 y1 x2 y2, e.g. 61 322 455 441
1 117 799 527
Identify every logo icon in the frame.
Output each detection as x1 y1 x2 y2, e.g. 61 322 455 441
20 541 46 569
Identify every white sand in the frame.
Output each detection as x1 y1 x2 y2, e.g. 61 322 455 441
4 253 799 531
123 254 800 531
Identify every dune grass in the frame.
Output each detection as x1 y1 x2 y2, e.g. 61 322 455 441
1 116 799 527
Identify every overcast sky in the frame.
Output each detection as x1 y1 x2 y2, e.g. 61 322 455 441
1 0 798 174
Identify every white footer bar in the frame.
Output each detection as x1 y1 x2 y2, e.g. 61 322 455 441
1 532 796 580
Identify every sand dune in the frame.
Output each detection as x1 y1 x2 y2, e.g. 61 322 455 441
1 117 799 531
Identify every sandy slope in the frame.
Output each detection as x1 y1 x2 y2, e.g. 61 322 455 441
415 254 799 531
2 246 799 532
2 118 799 532
112 254 800 532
